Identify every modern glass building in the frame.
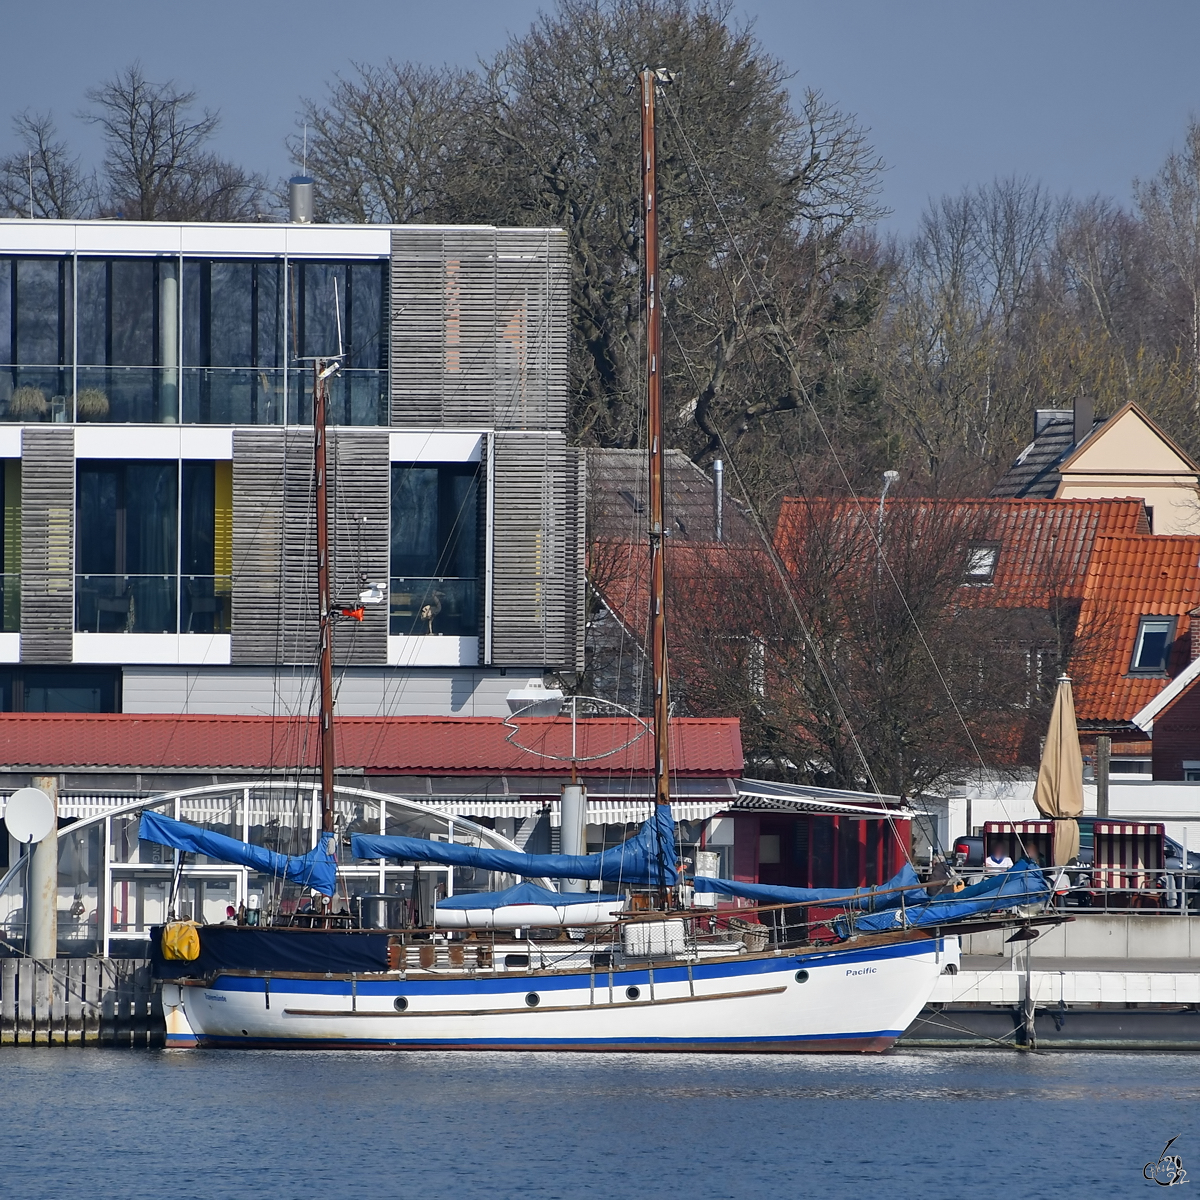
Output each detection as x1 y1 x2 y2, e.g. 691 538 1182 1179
0 219 584 717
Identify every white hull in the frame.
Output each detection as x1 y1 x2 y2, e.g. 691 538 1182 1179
178 937 947 1053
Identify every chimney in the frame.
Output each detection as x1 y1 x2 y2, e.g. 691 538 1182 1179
288 176 314 224
1073 395 1094 446
713 459 724 542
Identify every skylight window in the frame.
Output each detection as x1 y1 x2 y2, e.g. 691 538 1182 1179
1130 616 1174 674
964 543 999 584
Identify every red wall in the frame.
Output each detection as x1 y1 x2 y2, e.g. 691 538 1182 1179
1153 683 1200 780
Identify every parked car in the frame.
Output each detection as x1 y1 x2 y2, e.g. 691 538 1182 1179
951 836 984 869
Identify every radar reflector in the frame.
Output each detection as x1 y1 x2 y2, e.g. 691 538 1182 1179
4 787 55 844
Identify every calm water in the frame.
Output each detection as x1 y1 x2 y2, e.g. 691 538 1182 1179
2 1049 1196 1199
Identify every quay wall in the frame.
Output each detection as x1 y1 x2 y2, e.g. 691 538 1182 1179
0 959 164 1046
961 914 1200 959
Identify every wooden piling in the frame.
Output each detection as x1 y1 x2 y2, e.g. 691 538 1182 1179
0 959 164 1047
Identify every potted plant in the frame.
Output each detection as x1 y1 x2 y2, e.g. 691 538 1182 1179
7 386 48 420
74 388 110 420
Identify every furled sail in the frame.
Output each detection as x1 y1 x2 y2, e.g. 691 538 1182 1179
352 806 678 887
693 864 926 910
138 811 338 896
851 860 1050 932
436 882 622 910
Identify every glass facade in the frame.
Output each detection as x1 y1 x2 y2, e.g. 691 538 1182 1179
0 458 18 632
287 260 387 426
390 463 479 636
0 257 73 422
75 459 229 634
0 255 387 425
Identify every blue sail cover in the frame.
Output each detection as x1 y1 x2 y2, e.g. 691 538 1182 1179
436 882 623 911
352 806 678 887
851 860 1051 933
693 864 927 910
138 811 339 896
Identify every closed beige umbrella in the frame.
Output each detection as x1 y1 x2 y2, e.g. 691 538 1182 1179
1033 674 1084 866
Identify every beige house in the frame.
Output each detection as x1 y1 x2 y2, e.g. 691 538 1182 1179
993 401 1200 534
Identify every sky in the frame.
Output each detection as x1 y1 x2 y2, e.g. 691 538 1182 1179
1 0 1198 232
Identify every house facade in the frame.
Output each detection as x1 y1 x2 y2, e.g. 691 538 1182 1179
0 219 584 719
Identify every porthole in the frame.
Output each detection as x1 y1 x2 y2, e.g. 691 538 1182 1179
394 996 409 1012
525 992 540 1007
794 970 809 984
626 985 641 1001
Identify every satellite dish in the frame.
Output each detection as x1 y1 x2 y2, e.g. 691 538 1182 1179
5 787 55 844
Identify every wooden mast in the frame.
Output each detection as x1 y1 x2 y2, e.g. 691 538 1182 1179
314 359 336 834
642 68 671 817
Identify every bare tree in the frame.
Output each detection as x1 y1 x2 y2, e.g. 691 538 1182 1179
83 64 267 221
293 62 483 224
1135 119 1200 413
0 111 95 218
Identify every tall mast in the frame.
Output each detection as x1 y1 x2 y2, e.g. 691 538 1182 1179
314 360 336 834
642 68 671 814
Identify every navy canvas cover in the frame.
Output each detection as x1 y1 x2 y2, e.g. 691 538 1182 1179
437 882 623 910
352 806 678 887
139 811 339 896
149 925 389 978
851 860 1051 932
692 863 927 910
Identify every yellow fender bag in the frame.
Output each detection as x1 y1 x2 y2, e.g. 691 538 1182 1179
161 921 201 962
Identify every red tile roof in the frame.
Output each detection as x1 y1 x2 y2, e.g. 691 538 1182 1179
0 714 743 776
773 496 1149 608
1073 535 1200 723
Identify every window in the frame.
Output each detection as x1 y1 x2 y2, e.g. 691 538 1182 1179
1130 616 1175 674
0 459 18 631
75 460 227 634
0 666 119 712
390 463 479 636
0 257 73 422
964 543 999 584
77 257 179 423
1184 761 1200 783
288 261 387 426
182 259 284 424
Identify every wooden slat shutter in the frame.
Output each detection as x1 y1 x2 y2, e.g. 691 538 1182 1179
490 432 584 670
20 427 74 664
232 427 387 666
390 227 568 431
231 428 286 665
326 427 388 665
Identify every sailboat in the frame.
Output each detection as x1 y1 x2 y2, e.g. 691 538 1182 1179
145 70 1055 1052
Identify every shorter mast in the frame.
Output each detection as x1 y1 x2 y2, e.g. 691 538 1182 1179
642 68 671 817
314 360 336 835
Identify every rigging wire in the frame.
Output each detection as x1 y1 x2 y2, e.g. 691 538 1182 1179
657 87 1028 859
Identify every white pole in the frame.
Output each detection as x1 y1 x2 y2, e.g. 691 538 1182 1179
560 784 587 894
27 777 58 959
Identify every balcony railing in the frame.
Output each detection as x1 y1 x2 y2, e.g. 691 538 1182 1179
182 368 285 425
390 578 478 637
76 575 177 634
182 575 231 634
75 574 231 634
